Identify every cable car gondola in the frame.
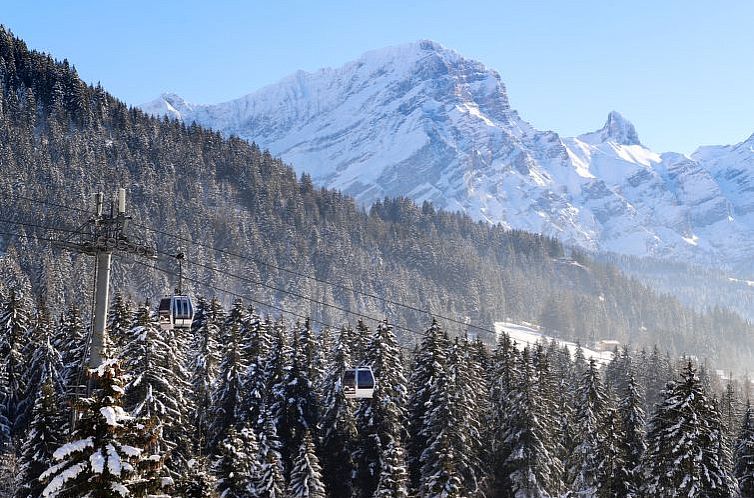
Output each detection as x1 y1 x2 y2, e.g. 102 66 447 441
158 295 194 330
343 366 375 399
158 251 195 330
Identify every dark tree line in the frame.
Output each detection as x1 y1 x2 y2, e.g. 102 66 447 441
0 291 752 497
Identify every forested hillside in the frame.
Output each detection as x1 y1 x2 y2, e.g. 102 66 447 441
0 293 751 497
0 26 752 368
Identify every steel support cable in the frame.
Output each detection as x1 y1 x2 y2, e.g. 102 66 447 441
154 248 425 338
3 191 498 338
124 255 429 346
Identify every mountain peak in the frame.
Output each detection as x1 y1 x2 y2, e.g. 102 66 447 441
579 111 641 146
140 92 193 120
354 39 459 69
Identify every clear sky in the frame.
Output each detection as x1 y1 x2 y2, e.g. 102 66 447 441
3 0 754 153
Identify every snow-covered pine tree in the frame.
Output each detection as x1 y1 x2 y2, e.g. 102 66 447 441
257 411 286 498
269 325 319 473
407 319 448 491
107 293 133 356
419 429 462 498
605 345 632 396
188 297 222 454
618 371 646 497
240 313 271 430
54 304 87 407
297 319 324 389
121 302 192 476
501 346 560 497
735 399 754 497
209 320 248 452
23 301 66 422
453 338 487 494
287 430 327 498
568 358 608 496
354 320 409 498
531 342 564 494
594 406 629 498
319 326 358 498
212 424 259 498
721 381 742 453
572 342 587 380
180 456 218 498
642 345 672 414
418 340 463 497
486 332 520 495
0 289 31 442
550 342 576 491
642 361 736 497
39 359 163 498
17 378 67 498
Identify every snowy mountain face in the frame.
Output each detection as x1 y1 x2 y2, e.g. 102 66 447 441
141 41 754 268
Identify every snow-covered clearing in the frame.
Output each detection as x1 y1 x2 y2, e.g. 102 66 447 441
494 321 614 367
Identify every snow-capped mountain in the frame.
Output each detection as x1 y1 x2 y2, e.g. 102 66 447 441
141 40 754 267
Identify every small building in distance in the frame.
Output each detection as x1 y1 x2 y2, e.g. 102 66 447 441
595 339 620 352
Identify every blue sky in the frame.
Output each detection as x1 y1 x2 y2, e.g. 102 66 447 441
3 0 754 153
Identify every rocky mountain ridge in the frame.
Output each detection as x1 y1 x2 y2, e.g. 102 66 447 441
142 40 754 270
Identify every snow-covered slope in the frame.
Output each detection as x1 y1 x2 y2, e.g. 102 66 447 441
141 40 754 267
494 322 614 368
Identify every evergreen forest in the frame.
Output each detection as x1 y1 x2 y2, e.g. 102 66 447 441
1 23 754 497
0 293 751 497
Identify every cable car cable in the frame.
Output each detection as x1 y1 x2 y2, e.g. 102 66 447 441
123 255 427 350
2 191 499 338
154 248 429 339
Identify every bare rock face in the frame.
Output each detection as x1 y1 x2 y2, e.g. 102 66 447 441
141 41 754 268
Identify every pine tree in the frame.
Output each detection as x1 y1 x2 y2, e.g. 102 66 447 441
619 372 646 497
642 362 736 497
721 381 742 452
452 338 487 494
643 345 672 414
319 327 358 498
209 320 248 451
212 425 258 498
735 399 754 497
54 304 87 406
269 325 319 472
180 456 218 498
501 347 560 497
240 313 271 430
354 320 409 498
418 345 462 498
17 378 67 498
550 343 576 495
568 358 608 496
287 430 327 498
188 297 222 453
24 301 66 409
407 319 448 492
486 332 520 495
595 406 629 498
39 359 164 497
108 293 133 356
0 289 31 442
257 411 286 498
121 303 192 475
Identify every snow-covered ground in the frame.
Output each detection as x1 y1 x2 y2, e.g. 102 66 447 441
494 321 615 367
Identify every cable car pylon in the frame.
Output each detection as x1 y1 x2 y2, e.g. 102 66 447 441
54 188 156 368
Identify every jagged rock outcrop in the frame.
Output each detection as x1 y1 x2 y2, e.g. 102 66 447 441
142 41 754 268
